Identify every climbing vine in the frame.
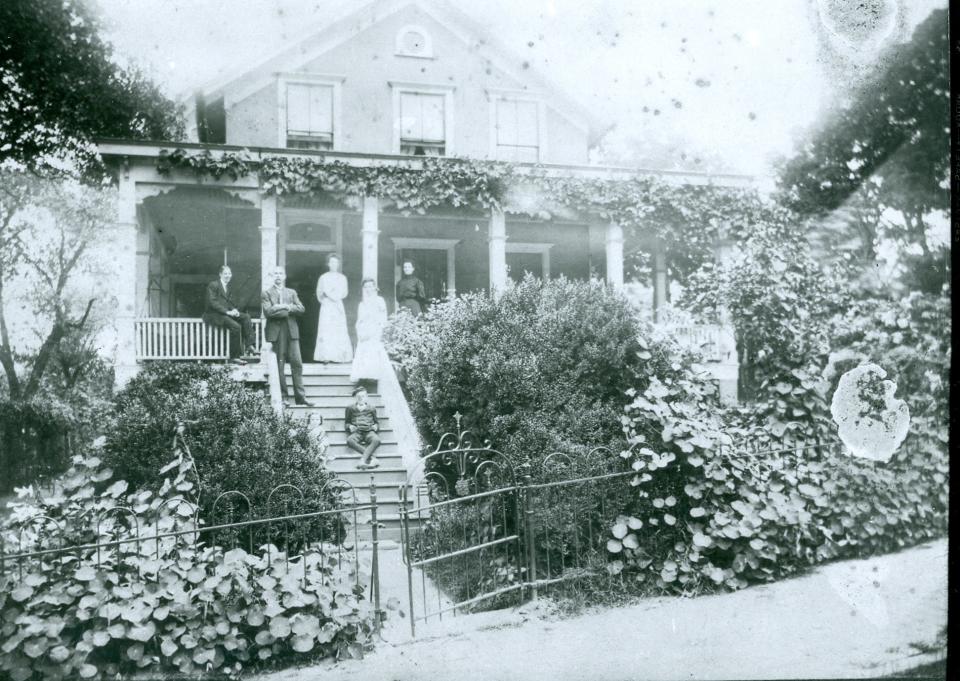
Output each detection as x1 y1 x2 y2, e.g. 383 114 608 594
156 148 769 280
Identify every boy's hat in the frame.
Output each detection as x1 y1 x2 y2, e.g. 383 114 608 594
352 385 367 396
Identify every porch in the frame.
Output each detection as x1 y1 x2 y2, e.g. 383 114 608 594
103 141 742 401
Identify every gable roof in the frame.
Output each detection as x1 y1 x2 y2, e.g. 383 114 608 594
194 0 609 145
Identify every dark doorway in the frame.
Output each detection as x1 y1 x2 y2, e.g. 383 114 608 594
284 250 330 362
398 248 448 304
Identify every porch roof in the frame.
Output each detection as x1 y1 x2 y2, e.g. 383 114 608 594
94 138 759 189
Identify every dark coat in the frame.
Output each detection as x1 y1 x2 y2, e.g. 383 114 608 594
345 403 379 433
261 285 305 342
202 280 239 322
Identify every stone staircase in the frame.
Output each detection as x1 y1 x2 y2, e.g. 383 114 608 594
285 364 413 542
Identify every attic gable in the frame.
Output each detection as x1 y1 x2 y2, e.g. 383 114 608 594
198 0 605 144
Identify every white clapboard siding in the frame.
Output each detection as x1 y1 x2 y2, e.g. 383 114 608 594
135 318 264 360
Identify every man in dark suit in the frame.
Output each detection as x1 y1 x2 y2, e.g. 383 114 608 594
202 265 256 364
261 267 313 406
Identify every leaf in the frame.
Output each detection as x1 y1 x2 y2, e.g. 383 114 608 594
269 616 291 638
622 533 639 550
692 532 713 548
291 635 315 653
690 507 706 518
23 638 49 658
103 480 129 498
627 516 643 530
11 586 33 602
606 539 623 554
92 630 111 647
49 646 71 663
78 665 98 679
74 566 96 581
611 522 628 539
161 638 178 656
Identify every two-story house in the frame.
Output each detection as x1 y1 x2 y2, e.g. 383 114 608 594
98 0 746 381
96 0 747 536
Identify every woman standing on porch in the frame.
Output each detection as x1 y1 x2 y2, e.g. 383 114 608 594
396 259 428 316
313 253 353 363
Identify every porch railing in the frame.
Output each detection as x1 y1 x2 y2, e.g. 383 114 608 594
134 317 264 360
666 323 734 363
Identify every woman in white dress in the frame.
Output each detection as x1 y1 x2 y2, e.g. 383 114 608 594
350 278 390 384
313 253 353 363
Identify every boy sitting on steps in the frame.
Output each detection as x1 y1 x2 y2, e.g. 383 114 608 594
345 386 380 469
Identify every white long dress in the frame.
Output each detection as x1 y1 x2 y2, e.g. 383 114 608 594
350 295 389 382
313 271 353 363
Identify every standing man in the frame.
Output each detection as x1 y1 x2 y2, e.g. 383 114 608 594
261 267 313 407
202 265 256 364
345 386 380 469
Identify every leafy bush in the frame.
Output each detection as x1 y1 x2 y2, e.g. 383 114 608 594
0 356 113 493
386 275 694 466
100 363 339 543
0 446 375 681
606 358 949 594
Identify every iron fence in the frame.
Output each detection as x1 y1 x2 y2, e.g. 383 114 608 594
396 416 646 637
0 478 384 631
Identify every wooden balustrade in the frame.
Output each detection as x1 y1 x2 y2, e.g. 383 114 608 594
134 318 264 361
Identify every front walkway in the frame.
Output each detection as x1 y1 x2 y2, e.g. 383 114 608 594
260 539 947 681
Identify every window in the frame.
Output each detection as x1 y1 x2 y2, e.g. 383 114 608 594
285 83 334 150
399 92 446 156
494 98 540 162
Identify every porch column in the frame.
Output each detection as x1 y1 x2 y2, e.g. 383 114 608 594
114 173 139 388
605 221 624 289
488 208 507 296
361 196 379 283
653 238 668 322
259 195 278 365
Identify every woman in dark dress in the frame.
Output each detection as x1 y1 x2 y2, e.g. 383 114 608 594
396 260 427 316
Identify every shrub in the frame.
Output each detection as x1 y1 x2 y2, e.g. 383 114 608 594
606 358 949 594
0 445 376 681
0 357 113 493
101 363 338 544
385 275 695 466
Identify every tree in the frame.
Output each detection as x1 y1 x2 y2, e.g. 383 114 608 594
776 9 948 281
0 0 184 170
0 168 116 402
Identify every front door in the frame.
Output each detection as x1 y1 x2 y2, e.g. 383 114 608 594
284 249 329 362
397 248 448 304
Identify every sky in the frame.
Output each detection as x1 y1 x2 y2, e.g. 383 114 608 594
95 0 946 175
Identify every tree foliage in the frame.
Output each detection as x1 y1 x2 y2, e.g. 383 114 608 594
0 0 184 169
776 9 949 268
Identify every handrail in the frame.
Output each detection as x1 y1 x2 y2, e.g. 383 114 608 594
379 357 423 484
264 343 283 416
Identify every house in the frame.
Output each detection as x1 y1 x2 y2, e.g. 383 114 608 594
97 0 747 536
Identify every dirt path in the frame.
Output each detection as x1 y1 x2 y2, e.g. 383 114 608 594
260 538 947 681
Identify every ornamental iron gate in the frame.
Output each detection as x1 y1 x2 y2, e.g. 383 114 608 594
398 415 636 637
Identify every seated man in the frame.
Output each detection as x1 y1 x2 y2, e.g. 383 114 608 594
202 265 256 364
345 386 380 469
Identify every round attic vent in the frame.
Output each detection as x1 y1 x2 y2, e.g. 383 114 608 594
396 25 433 57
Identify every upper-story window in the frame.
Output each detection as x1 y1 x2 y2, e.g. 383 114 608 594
493 97 541 162
391 83 455 156
400 92 445 155
285 83 334 150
